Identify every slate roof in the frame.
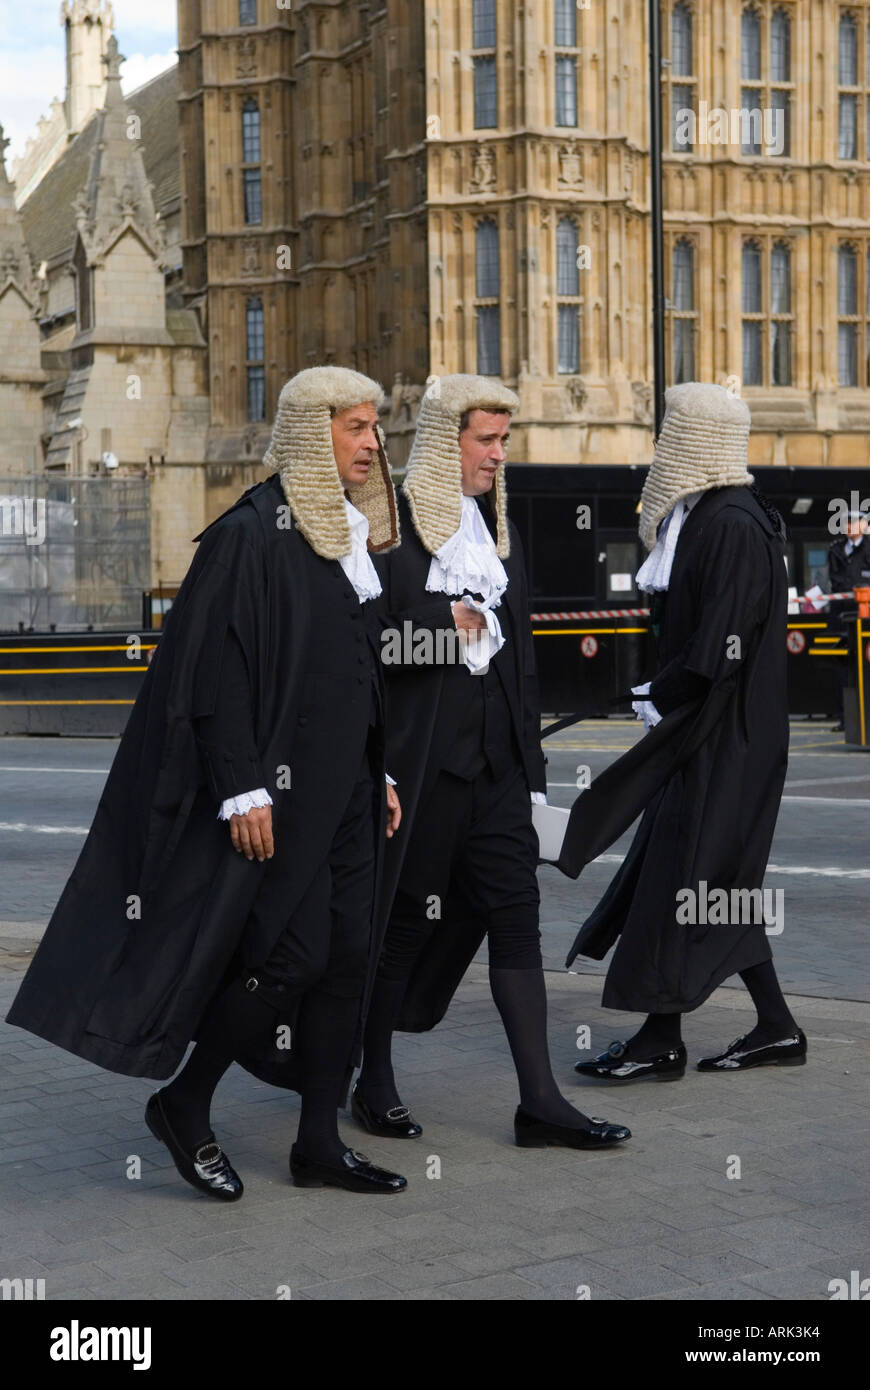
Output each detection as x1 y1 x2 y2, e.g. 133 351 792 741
19 63 179 269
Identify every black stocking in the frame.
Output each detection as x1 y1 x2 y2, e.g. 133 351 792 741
622 1011 683 1061
294 987 362 1165
738 959 798 1045
489 966 601 1131
161 973 280 1151
356 975 410 1114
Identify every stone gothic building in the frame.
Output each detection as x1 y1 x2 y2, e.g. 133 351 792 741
180 0 870 488
2 0 869 592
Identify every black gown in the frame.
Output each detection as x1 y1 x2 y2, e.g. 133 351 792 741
558 486 788 1014
371 490 547 1030
5 475 388 1084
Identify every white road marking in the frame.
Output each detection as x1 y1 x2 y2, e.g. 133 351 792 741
780 795 870 807
0 822 90 835
783 774 870 788
0 766 109 775
546 780 870 807
585 852 870 879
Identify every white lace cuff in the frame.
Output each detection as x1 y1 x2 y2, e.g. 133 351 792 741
530 791 548 805
630 684 662 731
457 597 506 675
218 787 274 821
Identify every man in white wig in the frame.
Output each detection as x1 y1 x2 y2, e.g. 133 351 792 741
352 374 631 1152
561 383 805 1081
7 366 411 1197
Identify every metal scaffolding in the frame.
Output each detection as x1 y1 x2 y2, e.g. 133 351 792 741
0 476 150 632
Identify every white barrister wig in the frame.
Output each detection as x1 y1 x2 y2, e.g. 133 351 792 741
263 366 399 559
403 373 519 558
638 382 754 551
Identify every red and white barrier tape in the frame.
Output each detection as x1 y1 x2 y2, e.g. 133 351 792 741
530 609 650 620
530 592 857 621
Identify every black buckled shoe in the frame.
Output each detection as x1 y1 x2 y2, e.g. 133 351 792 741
697 1029 807 1072
145 1091 244 1202
351 1082 423 1138
514 1107 631 1150
575 1039 686 1082
289 1146 407 1193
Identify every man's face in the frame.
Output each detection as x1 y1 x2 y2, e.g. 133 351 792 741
459 409 511 496
846 517 866 542
331 402 379 490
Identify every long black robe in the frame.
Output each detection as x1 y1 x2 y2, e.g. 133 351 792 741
372 489 547 1032
5 475 387 1087
558 486 788 1013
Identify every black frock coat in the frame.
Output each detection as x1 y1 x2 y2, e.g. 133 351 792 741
371 488 547 1032
558 486 788 1013
5 475 388 1086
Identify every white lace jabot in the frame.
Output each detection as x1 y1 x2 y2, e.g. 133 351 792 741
635 491 702 594
339 497 382 602
425 494 509 605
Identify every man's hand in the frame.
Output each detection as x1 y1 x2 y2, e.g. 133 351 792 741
386 782 402 838
451 600 487 632
229 805 274 861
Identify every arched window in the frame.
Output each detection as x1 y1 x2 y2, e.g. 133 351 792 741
556 218 579 296
840 13 858 86
242 101 260 163
555 0 579 126
670 4 695 151
556 219 580 375
475 220 501 375
671 3 693 76
771 242 792 385
472 4 497 130
475 219 500 298
742 241 762 312
555 56 578 126
671 239 695 383
771 7 791 82
555 0 577 48
742 242 763 385
473 0 496 49
246 297 265 421
241 100 262 224
741 7 761 81
837 12 867 158
838 245 858 384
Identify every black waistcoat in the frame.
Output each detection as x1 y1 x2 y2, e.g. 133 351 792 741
436 633 520 780
304 555 381 735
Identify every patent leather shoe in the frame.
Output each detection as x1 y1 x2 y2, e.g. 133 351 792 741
351 1082 422 1138
145 1091 243 1201
289 1146 407 1193
514 1107 631 1149
575 1039 686 1082
697 1029 807 1071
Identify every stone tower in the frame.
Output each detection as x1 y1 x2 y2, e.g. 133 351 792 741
11 1 116 206
0 124 45 474
62 0 115 138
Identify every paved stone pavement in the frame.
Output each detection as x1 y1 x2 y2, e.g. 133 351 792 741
1 721 868 1301
1 961 868 1302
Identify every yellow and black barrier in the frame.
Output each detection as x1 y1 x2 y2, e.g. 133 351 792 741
844 616 869 748
0 633 158 736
